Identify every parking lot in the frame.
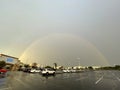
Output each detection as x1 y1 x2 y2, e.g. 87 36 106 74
0 70 120 90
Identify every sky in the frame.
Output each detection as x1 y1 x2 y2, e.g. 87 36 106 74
0 0 120 66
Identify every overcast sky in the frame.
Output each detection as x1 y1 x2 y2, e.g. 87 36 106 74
0 0 120 66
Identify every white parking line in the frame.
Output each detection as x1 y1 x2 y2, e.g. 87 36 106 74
0 88 9 90
63 76 77 79
116 77 120 82
15 78 29 88
111 73 120 82
95 76 103 85
76 77 87 81
8 84 13 90
112 73 115 76
0 86 12 90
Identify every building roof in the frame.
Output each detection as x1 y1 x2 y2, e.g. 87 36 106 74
0 54 19 59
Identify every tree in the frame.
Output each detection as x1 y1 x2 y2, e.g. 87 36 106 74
59 66 64 70
88 66 93 70
45 66 53 69
31 62 37 69
115 65 120 70
0 61 6 69
24 64 30 69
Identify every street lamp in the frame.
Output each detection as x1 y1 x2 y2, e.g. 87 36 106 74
76 58 80 66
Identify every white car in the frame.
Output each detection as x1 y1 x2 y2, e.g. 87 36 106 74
70 69 77 73
63 69 71 73
30 69 41 73
41 68 55 75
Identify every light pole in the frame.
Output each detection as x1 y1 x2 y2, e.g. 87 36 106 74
77 58 80 66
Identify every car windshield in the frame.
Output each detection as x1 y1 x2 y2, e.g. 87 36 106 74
0 0 120 90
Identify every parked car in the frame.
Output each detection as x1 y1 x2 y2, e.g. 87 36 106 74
0 69 7 78
69 69 77 73
0 69 7 73
41 68 55 75
23 68 31 72
63 69 77 73
29 69 41 73
63 69 71 73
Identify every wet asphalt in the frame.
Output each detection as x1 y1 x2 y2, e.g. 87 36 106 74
0 70 120 90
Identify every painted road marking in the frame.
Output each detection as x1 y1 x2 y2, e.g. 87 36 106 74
0 88 9 90
76 77 87 81
15 78 29 88
8 85 13 90
111 73 120 82
116 77 120 82
95 76 103 85
63 76 73 79
63 76 78 79
0 85 12 90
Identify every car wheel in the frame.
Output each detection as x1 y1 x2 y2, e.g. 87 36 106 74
53 72 56 75
46 72 49 75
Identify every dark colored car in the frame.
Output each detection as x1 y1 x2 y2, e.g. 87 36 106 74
23 68 31 73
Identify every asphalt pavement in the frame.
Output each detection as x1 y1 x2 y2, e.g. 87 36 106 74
0 70 120 90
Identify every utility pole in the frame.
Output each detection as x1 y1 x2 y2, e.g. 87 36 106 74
77 58 80 66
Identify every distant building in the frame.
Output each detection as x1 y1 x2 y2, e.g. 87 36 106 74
0 54 19 70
